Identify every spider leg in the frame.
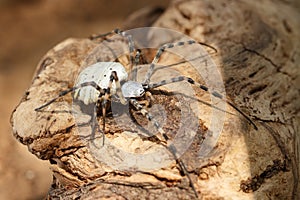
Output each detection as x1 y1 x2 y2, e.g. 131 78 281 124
129 98 168 141
131 49 142 81
90 97 103 145
90 28 127 40
143 40 217 84
168 144 199 199
147 76 258 130
129 98 199 198
110 71 127 105
94 70 125 145
35 81 105 111
99 72 115 145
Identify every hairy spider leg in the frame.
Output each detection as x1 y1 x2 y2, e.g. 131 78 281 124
147 76 258 130
129 98 199 198
143 40 218 84
90 28 139 81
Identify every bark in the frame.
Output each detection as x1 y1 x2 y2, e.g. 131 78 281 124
11 0 299 199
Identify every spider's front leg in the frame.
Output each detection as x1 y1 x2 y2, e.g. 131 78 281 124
129 98 199 198
129 98 168 142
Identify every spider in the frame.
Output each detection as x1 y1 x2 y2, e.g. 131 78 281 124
35 28 257 198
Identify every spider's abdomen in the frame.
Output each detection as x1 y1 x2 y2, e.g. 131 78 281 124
74 62 128 105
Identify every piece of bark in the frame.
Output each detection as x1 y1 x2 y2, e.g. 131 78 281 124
11 0 299 199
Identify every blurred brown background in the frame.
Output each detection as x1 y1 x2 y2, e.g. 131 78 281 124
0 0 170 199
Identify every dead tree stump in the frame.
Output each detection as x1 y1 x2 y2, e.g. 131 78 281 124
11 0 299 199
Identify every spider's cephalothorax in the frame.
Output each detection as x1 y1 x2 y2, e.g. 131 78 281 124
35 28 258 199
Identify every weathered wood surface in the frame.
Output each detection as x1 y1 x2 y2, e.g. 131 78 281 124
11 0 299 199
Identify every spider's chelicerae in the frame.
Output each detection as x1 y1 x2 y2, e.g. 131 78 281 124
35 29 257 198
